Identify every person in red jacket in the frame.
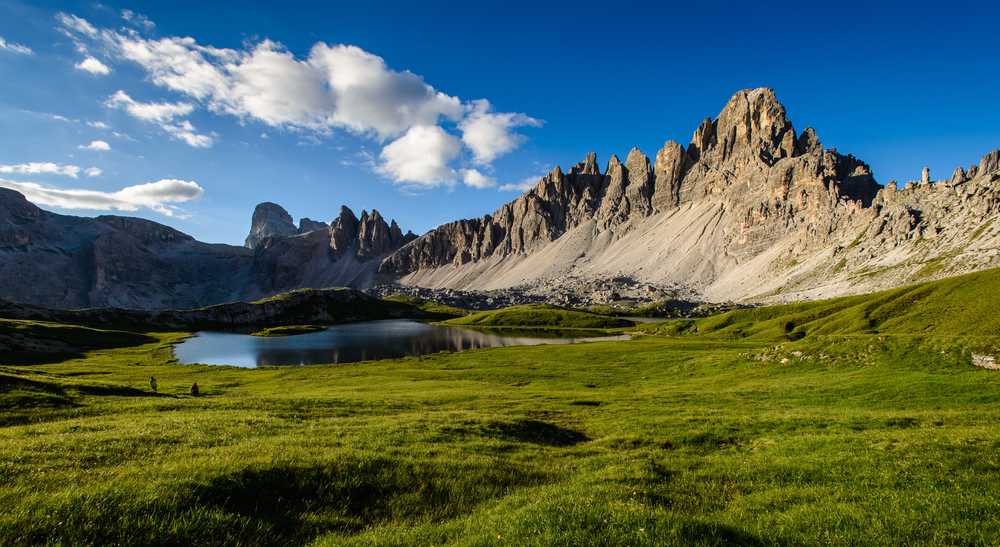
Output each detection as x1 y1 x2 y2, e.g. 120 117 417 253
190 382 199 396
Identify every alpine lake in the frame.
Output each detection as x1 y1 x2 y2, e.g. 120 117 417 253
173 318 631 367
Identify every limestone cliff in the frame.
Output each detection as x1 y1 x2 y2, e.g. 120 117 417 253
377 88 1000 304
244 202 298 249
379 88 882 297
245 205 415 297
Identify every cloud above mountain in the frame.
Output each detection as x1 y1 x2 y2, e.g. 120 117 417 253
0 162 101 178
58 14 541 189
0 178 204 217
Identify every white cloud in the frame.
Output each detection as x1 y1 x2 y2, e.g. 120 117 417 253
460 99 542 164
106 90 193 122
87 120 109 128
498 175 542 193
0 162 84 178
0 37 32 54
0 178 204 216
308 43 464 138
378 125 461 187
76 56 110 74
461 168 497 189
80 140 111 150
59 13 540 188
85 167 102 177
56 13 98 37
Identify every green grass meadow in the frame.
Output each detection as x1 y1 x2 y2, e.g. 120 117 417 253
4 270 1000 545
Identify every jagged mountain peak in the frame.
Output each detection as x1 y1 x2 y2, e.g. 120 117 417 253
245 202 296 249
379 87 884 290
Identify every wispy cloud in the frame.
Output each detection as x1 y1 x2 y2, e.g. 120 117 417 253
498 175 542 193
0 162 89 178
0 37 32 54
57 13 541 190
56 13 97 37
0 178 204 217
106 90 212 147
106 90 193 122
120 9 155 30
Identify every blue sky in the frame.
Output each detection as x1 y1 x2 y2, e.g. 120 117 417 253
1 0 997 246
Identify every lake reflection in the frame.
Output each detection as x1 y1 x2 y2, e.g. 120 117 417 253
173 319 631 368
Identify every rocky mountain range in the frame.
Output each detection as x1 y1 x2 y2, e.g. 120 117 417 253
1 87 998 310
0 190 414 308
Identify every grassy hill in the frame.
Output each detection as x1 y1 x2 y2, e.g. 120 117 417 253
629 267 1000 341
4 269 1000 545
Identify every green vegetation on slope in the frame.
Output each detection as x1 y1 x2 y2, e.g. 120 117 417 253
7 267 1000 545
251 325 327 337
381 295 468 319
442 303 631 329
628 267 1000 342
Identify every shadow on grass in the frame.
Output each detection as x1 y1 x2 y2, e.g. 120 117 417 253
0 350 90 366
676 521 782 547
483 419 590 446
0 373 174 425
191 457 552 546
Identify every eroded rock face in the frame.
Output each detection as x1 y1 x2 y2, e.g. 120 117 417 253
981 150 1000 175
245 202 297 249
247 205 415 295
5 88 1000 310
299 218 328 233
381 87 882 282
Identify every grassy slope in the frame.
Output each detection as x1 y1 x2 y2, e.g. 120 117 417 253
442 303 630 329
628 267 1000 341
4 269 1000 545
381 295 468 318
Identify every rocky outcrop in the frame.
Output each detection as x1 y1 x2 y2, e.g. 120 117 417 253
247 205 415 296
298 217 328 233
356 210 412 261
244 202 297 249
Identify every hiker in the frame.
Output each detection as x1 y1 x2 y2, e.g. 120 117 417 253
190 382 199 396
149 377 157 393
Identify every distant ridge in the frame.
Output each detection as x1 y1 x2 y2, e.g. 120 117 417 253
1 88 998 309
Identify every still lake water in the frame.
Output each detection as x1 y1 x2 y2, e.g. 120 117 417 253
173 319 631 368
